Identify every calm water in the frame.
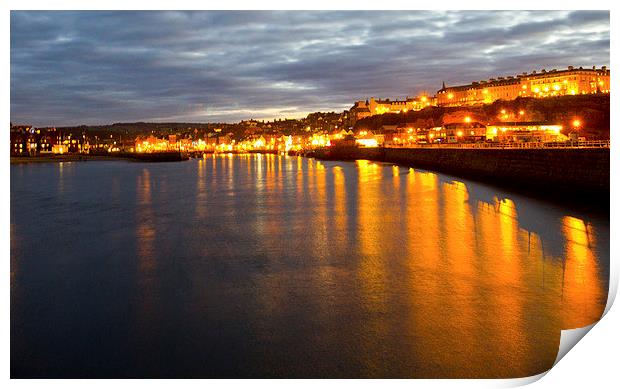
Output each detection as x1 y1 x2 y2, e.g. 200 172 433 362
11 155 609 378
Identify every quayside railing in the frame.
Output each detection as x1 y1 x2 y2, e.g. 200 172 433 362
384 140 610 149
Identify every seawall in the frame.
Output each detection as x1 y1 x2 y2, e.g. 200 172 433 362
313 146 609 206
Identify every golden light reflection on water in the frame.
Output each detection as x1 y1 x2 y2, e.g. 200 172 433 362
561 216 605 328
9 155 608 378
135 168 157 319
312 159 329 257
441 180 477 371
57 162 65 195
332 166 347 248
342 161 605 377
196 158 207 218
128 156 607 378
355 160 390 375
392 165 400 190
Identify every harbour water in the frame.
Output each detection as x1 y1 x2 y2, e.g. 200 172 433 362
10 154 609 378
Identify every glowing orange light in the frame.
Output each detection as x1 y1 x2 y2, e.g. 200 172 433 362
356 138 378 147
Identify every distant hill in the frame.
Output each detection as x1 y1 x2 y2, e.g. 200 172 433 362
354 94 610 139
53 122 224 134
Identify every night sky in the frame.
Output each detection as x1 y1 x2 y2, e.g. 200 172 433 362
10 10 610 126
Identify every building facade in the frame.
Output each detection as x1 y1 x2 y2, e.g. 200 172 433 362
486 122 568 143
10 126 63 156
349 95 433 125
437 66 610 106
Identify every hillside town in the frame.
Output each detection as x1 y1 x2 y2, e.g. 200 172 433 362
10 65 611 157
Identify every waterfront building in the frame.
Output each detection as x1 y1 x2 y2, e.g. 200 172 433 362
10 125 31 156
443 122 487 143
383 125 414 146
51 144 68 154
334 129 355 139
415 127 444 143
10 125 64 156
135 135 170 152
354 129 382 147
437 66 610 106
65 134 88 153
485 122 568 143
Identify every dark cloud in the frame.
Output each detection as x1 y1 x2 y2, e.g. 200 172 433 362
10 10 610 126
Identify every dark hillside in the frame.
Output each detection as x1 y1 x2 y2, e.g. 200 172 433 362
354 94 610 139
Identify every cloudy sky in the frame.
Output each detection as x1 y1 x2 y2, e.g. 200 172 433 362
11 10 609 126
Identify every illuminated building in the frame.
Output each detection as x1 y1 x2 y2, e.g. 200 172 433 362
415 127 443 143
349 95 434 124
334 129 355 139
348 100 372 125
134 135 171 153
10 125 31 156
10 125 74 156
355 138 379 148
442 122 487 143
485 122 568 143
353 129 384 147
437 66 610 106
